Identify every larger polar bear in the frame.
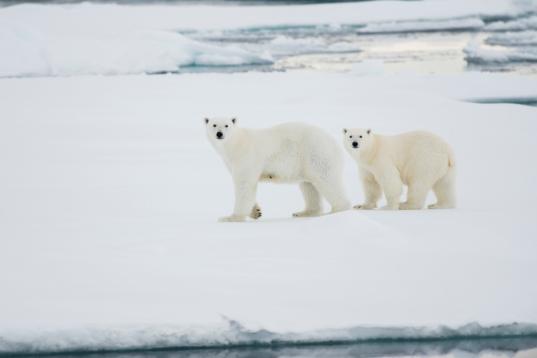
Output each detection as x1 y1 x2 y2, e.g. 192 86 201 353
343 128 456 210
205 117 350 222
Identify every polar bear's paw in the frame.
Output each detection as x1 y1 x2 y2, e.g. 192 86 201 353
250 205 262 220
218 215 247 223
293 210 322 218
399 202 422 210
353 203 376 210
428 203 454 209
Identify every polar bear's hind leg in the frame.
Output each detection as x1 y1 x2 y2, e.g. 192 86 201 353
429 167 456 209
293 182 323 217
312 178 350 214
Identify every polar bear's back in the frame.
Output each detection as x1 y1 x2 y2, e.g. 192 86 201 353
270 122 341 159
387 130 454 183
259 122 343 182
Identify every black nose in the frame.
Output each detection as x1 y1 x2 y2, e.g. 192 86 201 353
352 141 359 148
216 131 223 139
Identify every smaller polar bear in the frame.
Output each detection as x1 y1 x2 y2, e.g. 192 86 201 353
206 117 350 222
343 128 455 210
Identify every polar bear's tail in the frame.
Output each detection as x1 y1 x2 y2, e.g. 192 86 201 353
448 153 455 168
447 147 456 168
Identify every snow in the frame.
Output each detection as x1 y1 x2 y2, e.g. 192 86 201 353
1 0 537 354
1 70 537 354
0 0 536 77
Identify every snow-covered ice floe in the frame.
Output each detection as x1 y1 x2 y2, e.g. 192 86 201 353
1 321 537 355
0 70 536 355
0 24 272 77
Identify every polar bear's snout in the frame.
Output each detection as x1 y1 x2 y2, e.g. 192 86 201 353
216 131 224 139
352 141 359 148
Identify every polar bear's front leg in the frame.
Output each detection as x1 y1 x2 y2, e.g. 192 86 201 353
354 169 381 210
220 174 259 222
376 167 402 210
293 182 323 217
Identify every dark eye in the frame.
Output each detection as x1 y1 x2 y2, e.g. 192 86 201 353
349 135 352 139
225 125 229 128
359 135 363 138
213 124 217 128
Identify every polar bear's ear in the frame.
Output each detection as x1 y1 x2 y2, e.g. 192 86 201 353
343 128 347 134
367 129 371 135
204 118 209 124
231 118 237 125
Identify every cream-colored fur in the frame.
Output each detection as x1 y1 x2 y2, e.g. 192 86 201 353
343 129 455 210
206 117 350 222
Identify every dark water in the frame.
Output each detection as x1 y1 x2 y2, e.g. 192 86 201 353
0 0 417 6
468 97 537 107
6 337 537 358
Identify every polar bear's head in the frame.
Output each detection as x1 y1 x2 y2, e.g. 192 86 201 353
342 128 372 153
205 117 237 144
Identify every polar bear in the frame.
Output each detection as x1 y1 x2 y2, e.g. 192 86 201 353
205 117 350 221
343 128 455 210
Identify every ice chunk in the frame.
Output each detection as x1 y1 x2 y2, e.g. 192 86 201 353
486 31 537 47
485 15 537 32
464 38 537 64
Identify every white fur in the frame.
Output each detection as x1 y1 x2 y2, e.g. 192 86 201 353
206 118 350 221
343 129 456 210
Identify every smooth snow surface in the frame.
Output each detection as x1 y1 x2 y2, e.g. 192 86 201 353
1 70 536 354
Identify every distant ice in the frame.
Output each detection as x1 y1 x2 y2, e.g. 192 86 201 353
486 15 537 32
0 24 271 77
356 17 485 34
1 0 537 77
486 31 537 47
266 36 360 57
464 39 537 64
